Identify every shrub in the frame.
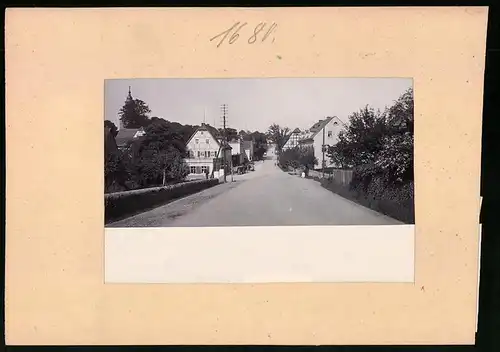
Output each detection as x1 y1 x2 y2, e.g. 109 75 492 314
317 176 414 224
105 179 219 223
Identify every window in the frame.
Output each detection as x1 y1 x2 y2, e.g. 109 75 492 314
333 121 338 125
201 166 208 173
195 138 199 144
197 151 201 158
190 166 196 174
189 150 195 158
328 131 332 137
206 139 210 144
201 131 204 135
212 151 217 157
205 151 210 158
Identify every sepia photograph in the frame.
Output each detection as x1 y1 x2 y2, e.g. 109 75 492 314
104 78 414 227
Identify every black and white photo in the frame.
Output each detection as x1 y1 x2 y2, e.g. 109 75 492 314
104 78 414 228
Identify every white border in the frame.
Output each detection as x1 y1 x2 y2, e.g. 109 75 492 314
105 225 415 283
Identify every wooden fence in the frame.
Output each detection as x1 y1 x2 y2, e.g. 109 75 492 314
309 169 353 186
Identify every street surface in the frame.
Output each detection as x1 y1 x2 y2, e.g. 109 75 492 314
107 157 402 227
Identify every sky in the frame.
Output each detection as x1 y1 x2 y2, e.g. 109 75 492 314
104 78 412 132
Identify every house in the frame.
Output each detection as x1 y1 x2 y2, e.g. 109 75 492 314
185 123 232 178
298 116 346 170
241 140 254 161
229 137 246 166
282 128 301 150
114 121 146 150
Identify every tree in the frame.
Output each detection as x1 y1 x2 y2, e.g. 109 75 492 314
118 88 151 128
267 124 290 152
327 88 414 184
126 118 190 187
298 148 318 170
104 120 118 137
218 127 238 142
327 105 388 168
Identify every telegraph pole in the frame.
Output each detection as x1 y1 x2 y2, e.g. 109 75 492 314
221 104 228 183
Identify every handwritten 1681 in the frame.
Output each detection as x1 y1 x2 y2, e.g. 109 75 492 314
210 22 278 48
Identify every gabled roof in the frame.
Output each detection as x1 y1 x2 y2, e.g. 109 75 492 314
185 123 221 147
282 127 301 146
115 127 144 146
307 116 346 139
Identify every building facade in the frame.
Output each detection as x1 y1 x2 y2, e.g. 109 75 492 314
185 123 232 177
298 116 345 170
282 128 301 150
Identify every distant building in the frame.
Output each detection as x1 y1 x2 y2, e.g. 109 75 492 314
298 116 346 170
185 123 232 178
115 125 145 150
229 137 246 166
241 140 254 161
282 128 301 150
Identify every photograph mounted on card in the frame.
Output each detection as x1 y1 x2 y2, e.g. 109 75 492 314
103 77 416 283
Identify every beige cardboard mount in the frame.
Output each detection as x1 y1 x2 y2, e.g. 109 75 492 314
5 7 487 345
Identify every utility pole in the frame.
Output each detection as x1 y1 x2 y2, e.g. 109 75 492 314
221 104 228 183
322 125 326 179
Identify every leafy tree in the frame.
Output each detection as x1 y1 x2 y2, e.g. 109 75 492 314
327 88 414 184
118 88 151 128
327 105 388 168
105 120 118 137
218 127 238 142
126 118 189 187
267 124 290 152
298 148 318 170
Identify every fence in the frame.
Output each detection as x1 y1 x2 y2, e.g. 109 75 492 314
309 169 353 186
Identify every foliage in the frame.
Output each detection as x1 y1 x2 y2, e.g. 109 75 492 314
267 123 290 152
327 88 414 185
105 179 219 223
218 127 238 142
278 147 317 171
118 90 151 128
104 120 118 137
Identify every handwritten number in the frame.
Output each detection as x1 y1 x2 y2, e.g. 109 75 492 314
210 22 277 48
229 22 247 44
248 23 265 44
262 22 278 42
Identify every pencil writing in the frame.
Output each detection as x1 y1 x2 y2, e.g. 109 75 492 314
210 22 278 48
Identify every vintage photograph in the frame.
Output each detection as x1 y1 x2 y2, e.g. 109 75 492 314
104 78 414 227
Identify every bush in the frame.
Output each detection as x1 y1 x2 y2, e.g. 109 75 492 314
316 176 414 224
105 179 219 223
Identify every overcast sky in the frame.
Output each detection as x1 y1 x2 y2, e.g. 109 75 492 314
105 78 412 132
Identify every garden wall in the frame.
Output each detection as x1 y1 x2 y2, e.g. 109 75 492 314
105 179 219 224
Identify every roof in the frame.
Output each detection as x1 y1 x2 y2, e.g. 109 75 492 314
185 123 221 147
282 128 301 146
115 127 143 146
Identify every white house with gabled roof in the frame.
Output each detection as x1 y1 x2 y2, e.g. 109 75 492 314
185 123 232 178
298 116 346 169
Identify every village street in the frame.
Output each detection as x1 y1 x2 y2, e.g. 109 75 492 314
107 156 401 227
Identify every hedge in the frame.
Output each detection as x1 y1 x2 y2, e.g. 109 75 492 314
311 176 414 224
105 179 219 223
